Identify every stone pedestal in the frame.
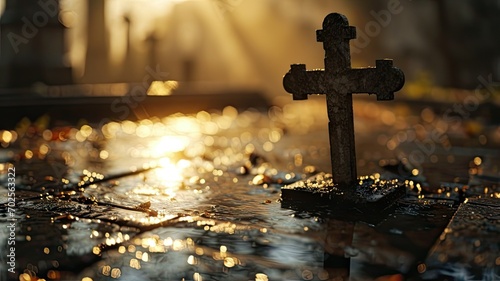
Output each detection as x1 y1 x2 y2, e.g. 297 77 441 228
281 172 407 218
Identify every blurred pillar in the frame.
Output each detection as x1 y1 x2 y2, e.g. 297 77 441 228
176 4 201 82
83 0 109 83
145 32 159 70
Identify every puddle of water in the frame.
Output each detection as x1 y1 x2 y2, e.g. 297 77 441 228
1 101 499 280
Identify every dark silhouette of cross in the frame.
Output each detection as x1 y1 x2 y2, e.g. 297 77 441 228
283 13 405 188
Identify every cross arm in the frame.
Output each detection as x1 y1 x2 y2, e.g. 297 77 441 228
345 59 405 100
283 64 328 100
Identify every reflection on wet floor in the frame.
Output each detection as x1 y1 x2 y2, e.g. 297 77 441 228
0 98 499 280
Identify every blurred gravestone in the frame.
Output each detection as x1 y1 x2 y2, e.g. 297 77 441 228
0 0 73 87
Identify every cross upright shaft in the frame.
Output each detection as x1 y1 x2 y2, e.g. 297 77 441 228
283 13 405 188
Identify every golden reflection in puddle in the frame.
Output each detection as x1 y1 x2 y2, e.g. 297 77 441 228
141 252 149 262
0 130 15 143
166 116 202 135
255 273 269 281
101 265 111 276
130 258 141 270
163 237 173 247
110 268 121 278
47 270 61 280
157 158 190 182
151 135 190 154
220 245 227 257
179 216 195 223
118 246 126 254
473 156 482 166
132 184 161 196
135 251 143 259
173 239 186 251
18 273 31 281
193 272 203 281
135 216 168 225
131 157 190 197
223 256 237 268
92 246 101 255
187 255 197 265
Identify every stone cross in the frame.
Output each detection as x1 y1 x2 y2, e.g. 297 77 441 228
283 13 404 188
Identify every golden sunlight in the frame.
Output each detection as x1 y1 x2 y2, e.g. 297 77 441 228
155 158 191 192
151 135 190 154
147 80 179 96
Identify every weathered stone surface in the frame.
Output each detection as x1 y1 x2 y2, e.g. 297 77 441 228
422 198 500 280
348 199 456 280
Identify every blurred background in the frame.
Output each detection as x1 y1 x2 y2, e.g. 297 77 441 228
2 3 500 281
1 0 499 100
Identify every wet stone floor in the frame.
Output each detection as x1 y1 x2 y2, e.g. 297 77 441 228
0 97 499 281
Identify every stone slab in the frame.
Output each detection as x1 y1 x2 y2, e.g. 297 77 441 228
422 197 500 280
